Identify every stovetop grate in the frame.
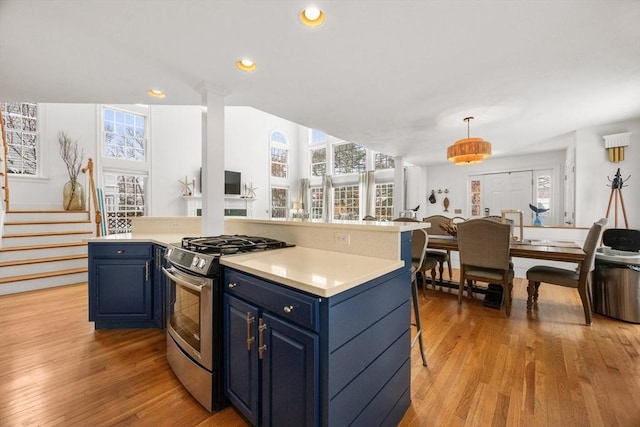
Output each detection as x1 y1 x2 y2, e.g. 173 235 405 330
181 234 292 255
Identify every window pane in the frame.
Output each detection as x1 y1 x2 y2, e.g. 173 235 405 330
310 188 324 219
334 185 359 220
375 183 394 221
310 147 326 177
103 173 146 234
333 143 366 175
375 153 395 170
270 147 288 178
103 108 146 161
271 187 288 218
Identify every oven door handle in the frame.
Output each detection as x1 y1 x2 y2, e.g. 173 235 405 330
162 266 209 293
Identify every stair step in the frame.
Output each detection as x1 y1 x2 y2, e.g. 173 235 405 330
0 256 88 277
0 253 88 267
5 210 90 222
0 267 88 285
0 242 88 262
3 220 94 234
1 232 93 248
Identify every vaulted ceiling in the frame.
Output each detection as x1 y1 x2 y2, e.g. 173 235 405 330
1 0 638 165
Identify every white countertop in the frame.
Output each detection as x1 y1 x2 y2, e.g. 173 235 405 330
225 217 428 232
220 246 404 298
84 233 184 246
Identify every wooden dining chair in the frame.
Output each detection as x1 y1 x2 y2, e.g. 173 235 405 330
409 228 435 366
422 215 453 284
457 218 514 317
526 218 607 325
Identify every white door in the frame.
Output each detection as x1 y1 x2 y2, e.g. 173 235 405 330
482 171 534 225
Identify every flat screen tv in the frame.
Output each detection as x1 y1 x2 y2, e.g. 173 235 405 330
225 170 242 195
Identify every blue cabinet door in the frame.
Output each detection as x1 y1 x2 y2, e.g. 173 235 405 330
224 294 260 426
261 313 318 427
91 258 152 321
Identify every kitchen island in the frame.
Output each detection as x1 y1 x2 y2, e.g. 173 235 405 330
86 217 428 426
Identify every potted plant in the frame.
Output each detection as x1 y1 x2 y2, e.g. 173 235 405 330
58 131 85 210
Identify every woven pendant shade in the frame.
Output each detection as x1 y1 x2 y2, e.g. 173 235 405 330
447 117 492 165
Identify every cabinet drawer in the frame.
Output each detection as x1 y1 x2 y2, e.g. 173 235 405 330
225 269 320 333
90 243 152 258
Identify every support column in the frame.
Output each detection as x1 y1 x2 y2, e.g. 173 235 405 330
196 81 230 236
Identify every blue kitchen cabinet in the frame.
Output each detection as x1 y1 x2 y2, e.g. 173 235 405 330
224 256 411 427
224 272 319 427
88 242 162 329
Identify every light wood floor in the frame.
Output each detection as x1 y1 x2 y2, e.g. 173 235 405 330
1 277 639 427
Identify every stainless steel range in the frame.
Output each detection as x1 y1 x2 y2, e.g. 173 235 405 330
162 235 292 412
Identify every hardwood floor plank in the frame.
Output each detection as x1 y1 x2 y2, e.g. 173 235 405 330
1 276 639 427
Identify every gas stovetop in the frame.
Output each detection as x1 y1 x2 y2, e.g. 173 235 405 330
165 235 293 277
181 235 292 254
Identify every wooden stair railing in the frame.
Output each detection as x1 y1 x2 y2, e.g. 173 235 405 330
82 158 102 237
0 108 9 212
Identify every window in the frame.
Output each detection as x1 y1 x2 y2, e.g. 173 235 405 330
103 107 146 160
270 131 288 179
271 147 288 178
471 180 481 216
375 153 395 170
334 185 359 219
311 129 328 144
271 187 288 218
310 147 326 177
0 102 38 175
535 174 552 219
333 142 366 175
375 183 394 220
103 173 146 234
310 187 324 219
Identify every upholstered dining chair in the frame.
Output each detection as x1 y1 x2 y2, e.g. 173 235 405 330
526 218 607 325
457 218 514 317
422 215 453 284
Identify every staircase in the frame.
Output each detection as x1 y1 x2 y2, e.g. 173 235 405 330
0 210 93 295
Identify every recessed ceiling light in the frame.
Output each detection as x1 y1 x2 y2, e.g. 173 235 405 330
236 58 257 72
300 7 325 28
147 89 166 98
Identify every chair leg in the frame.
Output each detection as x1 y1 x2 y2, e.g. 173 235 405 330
446 251 453 280
527 280 535 310
578 278 593 326
504 281 513 317
437 261 444 284
458 267 466 305
411 278 428 366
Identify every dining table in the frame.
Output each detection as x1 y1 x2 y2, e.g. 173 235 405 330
427 235 585 263
425 235 586 296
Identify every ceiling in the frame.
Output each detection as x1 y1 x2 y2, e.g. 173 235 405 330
1 1 639 166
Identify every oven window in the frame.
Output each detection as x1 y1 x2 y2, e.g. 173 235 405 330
170 284 201 352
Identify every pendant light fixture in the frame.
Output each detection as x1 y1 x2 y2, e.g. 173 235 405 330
447 116 492 165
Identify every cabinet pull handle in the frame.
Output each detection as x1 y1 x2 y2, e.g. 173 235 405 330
229 282 237 288
117 250 124 254
258 318 267 360
246 312 255 350
283 305 294 314
145 262 150 281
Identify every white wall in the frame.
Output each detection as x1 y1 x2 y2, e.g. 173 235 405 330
575 118 640 229
424 150 565 222
148 105 202 216
225 106 302 219
9 104 99 210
